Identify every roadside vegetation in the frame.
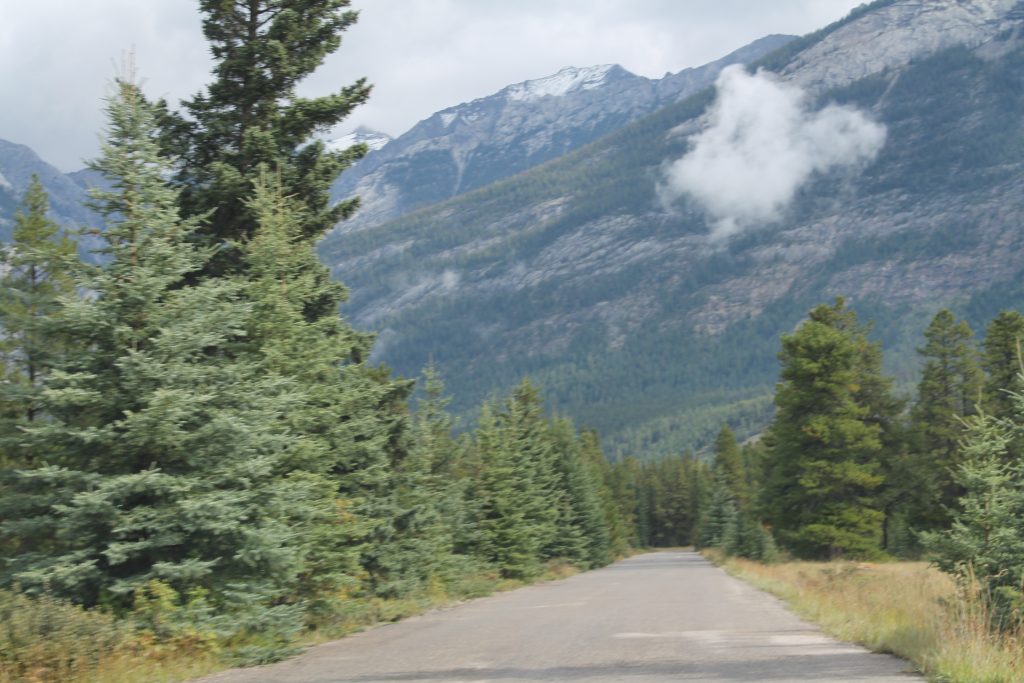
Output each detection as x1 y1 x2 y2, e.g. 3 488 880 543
0 561 580 683
706 551 1024 683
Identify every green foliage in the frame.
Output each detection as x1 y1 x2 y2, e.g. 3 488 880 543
712 426 748 507
763 299 897 559
982 311 1024 421
158 0 371 264
0 81 316 661
903 310 983 532
0 176 78 464
922 411 1024 631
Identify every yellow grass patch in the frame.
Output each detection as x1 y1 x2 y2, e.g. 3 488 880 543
705 550 1024 683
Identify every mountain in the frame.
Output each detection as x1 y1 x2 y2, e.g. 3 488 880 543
326 126 393 154
0 139 103 243
319 0 1024 457
324 34 795 234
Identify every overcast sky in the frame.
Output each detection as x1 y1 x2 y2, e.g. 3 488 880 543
1 0 865 172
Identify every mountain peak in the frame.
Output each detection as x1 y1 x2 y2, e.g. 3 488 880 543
326 127 393 153
504 64 625 102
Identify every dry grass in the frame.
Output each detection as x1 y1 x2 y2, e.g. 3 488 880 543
705 550 1024 683
0 560 586 683
0 589 221 683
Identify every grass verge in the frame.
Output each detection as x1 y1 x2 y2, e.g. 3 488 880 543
703 549 1024 683
0 560 581 683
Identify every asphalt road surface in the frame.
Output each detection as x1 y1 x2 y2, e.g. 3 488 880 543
200 550 922 683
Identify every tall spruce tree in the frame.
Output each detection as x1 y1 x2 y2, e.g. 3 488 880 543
0 82 327 656
242 175 397 607
471 401 541 578
982 310 1024 421
921 410 1024 630
763 299 896 559
712 426 748 508
158 0 371 276
908 309 983 530
547 417 610 567
503 380 562 562
0 176 78 464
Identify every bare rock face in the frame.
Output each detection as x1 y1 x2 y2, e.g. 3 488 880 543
784 0 1022 92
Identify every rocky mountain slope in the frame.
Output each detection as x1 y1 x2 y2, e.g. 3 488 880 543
0 139 103 242
320 0 1024 456
324 34 794 234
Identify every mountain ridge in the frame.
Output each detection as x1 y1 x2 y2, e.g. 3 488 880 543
324 34 795 236
319 0 1024 456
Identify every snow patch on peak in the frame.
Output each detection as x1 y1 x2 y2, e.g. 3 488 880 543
0 171 11 192
327 127 393 153
440 111 457 128
505 65 618 102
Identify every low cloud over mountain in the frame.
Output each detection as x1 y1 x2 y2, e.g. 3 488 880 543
662 65 886 239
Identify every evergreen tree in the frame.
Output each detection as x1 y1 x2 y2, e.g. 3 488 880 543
763 299 896 559
577 429 620 562
907 309 983 531
696 473 737 550
0 82 324 656
605 456 642 552
982 310 1024 421
471 401 541 579
0 176 78 460
712 426 748 509
408 365 466 577
544 419 591 565
921 411 1024 630
158 0 371 277
242 174 401 607
547 418 610 567
502 380 562 562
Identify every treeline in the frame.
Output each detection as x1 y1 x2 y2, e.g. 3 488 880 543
0 2 630 674
0 113 622 668
640 298 1024 630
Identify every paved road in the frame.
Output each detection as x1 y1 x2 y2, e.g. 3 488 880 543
201 551 922 682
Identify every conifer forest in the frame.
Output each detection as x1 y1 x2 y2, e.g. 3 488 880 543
2 1 1024 680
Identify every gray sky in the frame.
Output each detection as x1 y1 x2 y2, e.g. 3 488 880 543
1 0 865 172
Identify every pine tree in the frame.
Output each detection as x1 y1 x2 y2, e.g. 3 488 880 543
763 299 895 559
471 401 541 579
605 456 642 552
576 429 618 564
0 82 325 656
0 177 78 462
158 0 371 277
696 473 738 550
712 426 748 509
546 418 610 568
242 174 403 607
907 309 983 530
503 380 562 562
410 366 477 579
982 310 1024 421
921 411 1024 630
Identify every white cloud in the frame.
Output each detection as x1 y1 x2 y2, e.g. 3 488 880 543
441 269 460 291
661 65 886 240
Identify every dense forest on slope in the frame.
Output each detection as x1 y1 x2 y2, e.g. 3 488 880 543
320 2 1024 457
